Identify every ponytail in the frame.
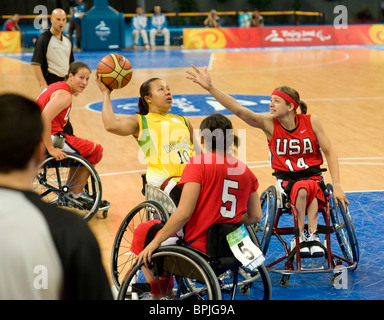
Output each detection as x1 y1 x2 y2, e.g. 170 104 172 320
138 97 148 115
137 77 161 115
299 100 308 114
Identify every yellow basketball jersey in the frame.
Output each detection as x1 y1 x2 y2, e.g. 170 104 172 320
136 113 194 187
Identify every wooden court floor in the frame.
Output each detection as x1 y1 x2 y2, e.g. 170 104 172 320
1 46 384 287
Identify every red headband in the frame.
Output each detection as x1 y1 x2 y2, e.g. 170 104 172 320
271 90 299 110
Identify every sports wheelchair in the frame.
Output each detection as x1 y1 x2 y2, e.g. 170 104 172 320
111 175 272 300
110 177 174 290
32 153 110 221
254 171 359 287
117 223 272 300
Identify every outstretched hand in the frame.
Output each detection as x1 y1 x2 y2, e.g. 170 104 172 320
186 65 212 91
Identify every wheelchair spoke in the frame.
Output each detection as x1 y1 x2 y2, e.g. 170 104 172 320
33 154 102 221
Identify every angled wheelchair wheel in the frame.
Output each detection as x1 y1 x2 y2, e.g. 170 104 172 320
327 184 359 270
111 200 169 289
117 245 222 300
255 185 277 254
218 262 272 300
32 154 102 221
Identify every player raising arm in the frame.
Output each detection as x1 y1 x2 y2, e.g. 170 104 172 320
186 65 348 257
96 76 195 206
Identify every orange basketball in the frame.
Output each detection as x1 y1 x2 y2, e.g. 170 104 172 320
97 54 133 89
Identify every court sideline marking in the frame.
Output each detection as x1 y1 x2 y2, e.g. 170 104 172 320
98 156 384 177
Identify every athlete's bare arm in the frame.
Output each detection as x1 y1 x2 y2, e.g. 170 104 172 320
186 65 273 137
96 75 140 137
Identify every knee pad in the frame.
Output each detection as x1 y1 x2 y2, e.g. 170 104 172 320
86 144 103 165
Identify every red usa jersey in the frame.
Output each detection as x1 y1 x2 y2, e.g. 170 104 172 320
36 82 72 135
178 152 259 253
268 114 323 172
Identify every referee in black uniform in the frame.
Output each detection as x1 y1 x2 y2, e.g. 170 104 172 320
31 8 75 134
31 8 74 88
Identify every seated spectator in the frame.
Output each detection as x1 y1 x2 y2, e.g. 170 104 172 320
3 13 24 47
204 9 220 28
239 9 252 27
149 5 170 49
131 6 150 50
4 13 20 31
68 0 87 51
251 10 264 27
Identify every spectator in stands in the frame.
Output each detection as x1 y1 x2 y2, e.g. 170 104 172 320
381 1 384 21
4 13 20 31
132 6 150 50
204 9 220 28
239 9 252 27
251 10 264 27
149 5 170 49
3 13 24 47
68 0 87 51
356 8 373 22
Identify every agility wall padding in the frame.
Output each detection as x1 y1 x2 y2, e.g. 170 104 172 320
0 31 21 52
183 24 384 49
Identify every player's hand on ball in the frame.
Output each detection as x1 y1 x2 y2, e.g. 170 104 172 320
96 73 113 94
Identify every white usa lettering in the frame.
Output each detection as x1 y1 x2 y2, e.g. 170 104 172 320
275 138 314 156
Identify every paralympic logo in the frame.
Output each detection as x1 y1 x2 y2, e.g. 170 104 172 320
85 94 271 117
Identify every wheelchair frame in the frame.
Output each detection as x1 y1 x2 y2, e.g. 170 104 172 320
117 237 272 300
256 181 359 287
112 179 272 299
110 182 173 289
110 198 169 289
32 153 108 221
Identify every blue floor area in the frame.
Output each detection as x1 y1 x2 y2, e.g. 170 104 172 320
267 191 384 300
9 44 384 71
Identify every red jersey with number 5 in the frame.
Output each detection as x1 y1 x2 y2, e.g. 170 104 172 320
268 114 323 172
178 152 259 253
36 81 72 135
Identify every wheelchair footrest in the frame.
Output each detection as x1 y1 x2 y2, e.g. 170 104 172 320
300 257 326 270
98 200 111 211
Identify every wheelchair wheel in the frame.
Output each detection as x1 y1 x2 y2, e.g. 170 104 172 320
32 154 102 221
117 245 222 300
111 200 169 289
327 184 359 270
255 185 277 254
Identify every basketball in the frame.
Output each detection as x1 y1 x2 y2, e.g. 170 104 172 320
97 54 133 89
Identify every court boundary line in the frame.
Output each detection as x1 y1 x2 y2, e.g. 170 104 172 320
98 156 384 181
